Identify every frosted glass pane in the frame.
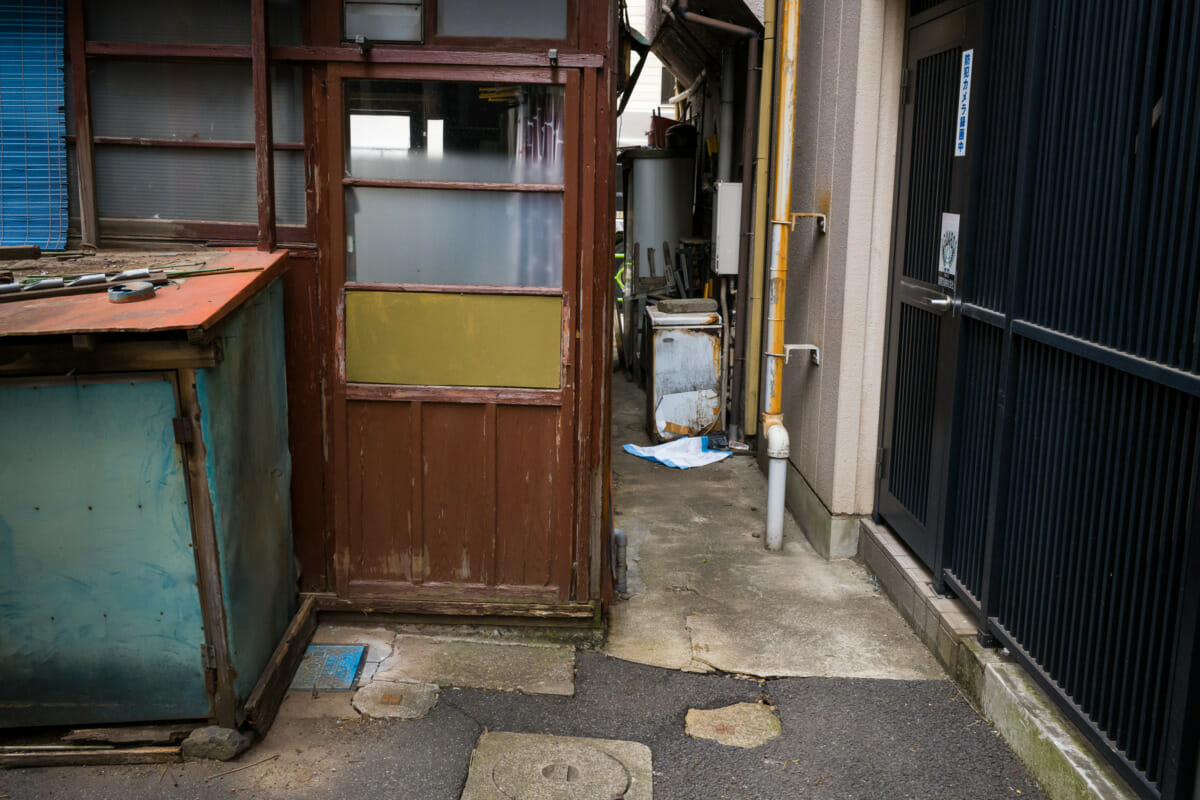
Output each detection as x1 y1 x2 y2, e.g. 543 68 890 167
89 62 303 144
86 0 248 43
345 81 564 184
345 2 422 43
85 0 301 45
437 0 566 39
346 187 561 287
95 147 305 225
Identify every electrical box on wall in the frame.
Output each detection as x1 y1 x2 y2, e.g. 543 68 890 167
712 181 742 275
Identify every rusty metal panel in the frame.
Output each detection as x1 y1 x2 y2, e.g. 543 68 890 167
0 249 288 337
645 307 723 442
193 280 293 705
0 375 210 727
495 405 561 587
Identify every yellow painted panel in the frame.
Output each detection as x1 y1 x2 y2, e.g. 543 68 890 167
346 291 562 388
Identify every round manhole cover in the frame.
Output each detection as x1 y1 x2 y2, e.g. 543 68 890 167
491 741 631 800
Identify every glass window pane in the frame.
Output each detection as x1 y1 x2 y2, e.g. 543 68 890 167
345 80 564 184
84 0 301 45
88 62 303 144
437 0 566 39
86 0 249 43
345 1 422 43
95 146 305 225
346 186 561 287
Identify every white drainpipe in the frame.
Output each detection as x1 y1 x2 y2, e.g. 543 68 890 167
762 0 803 552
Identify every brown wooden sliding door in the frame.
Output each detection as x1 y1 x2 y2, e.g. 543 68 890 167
325 64 580 607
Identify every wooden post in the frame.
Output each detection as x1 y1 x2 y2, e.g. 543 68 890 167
177 369 238 728
251 0 276 251
66 0 98 247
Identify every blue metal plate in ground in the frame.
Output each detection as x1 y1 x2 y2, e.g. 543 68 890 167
290 645 367 691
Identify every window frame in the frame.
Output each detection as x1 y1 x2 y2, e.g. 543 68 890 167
325 61 579 397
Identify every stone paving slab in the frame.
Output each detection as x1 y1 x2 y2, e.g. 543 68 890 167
684 702 781 748
375 634 576 696
352 680 438 720
461 732 652 800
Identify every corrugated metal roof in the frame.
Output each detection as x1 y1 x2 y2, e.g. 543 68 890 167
0 0 68 251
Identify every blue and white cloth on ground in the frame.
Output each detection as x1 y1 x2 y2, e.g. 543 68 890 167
623 436 732 470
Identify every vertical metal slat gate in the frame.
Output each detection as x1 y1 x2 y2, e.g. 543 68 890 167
886 1 1200 797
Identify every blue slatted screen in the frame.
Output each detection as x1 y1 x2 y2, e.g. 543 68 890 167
0 1 68 250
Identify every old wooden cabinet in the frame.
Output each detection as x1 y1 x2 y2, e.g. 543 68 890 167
0 251 293 728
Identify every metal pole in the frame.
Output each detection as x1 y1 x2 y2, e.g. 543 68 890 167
762 0 801 551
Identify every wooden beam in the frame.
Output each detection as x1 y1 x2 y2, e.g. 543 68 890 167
0 747 181 768
241 595 317 736
64 725 197 746
66 0 98 247
176 368 238 728
86 136 304 150
313 594 597 620
271 46 604 68
0 339 218 376
85 41 252 59
251 0 276 252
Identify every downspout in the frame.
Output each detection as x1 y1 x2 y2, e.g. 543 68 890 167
729 35 759 441
717 47 735 432
744 0 777 436
763 0 801 552
669 1 763 438
717 47 735 182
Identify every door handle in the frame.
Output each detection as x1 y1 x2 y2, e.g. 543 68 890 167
928 296 959 315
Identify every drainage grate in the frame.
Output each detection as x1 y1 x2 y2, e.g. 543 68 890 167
289 644 367 691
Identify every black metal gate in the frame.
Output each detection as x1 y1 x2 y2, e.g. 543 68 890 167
880 1 1200 798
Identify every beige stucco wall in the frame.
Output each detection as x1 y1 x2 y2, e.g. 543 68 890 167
778 0 905 519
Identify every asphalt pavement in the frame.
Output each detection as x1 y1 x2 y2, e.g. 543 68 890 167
0 651 1043 800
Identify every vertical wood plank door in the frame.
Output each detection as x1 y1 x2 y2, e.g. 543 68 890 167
325 64 581 607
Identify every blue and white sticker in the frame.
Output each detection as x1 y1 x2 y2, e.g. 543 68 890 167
955 49 974 157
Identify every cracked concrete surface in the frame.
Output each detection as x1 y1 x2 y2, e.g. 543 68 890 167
605 379 944 680
279 624 576 725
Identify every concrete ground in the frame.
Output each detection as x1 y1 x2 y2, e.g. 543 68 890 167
606 379 943 680
0 379 1045 799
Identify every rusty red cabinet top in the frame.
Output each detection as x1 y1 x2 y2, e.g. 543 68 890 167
0 248 288 338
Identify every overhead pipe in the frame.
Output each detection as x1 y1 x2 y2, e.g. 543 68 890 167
675 0 761 39
762 0 801 552
668 67 706 105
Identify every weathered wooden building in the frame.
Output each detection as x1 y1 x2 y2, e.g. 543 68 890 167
50 0 618 619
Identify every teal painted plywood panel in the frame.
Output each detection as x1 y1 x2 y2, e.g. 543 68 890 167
0 376 210 727
195 279 294 705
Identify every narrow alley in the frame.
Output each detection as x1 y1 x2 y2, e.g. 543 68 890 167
0 379 1043 800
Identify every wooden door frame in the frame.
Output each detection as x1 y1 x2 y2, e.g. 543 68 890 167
317 61 587 607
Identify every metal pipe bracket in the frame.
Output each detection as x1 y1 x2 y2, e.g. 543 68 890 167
787 212 827 234
783 343 820 365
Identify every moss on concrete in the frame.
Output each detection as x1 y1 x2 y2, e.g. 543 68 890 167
982 664 1137 800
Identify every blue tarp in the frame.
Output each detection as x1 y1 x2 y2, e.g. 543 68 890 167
0 0 68 250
